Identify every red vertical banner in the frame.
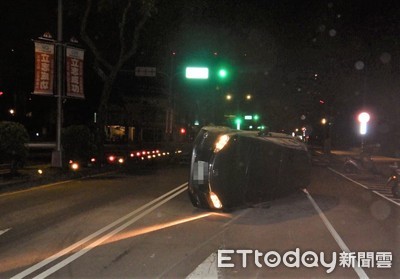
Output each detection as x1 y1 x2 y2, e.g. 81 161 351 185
66 46 85 99
33 42 55 95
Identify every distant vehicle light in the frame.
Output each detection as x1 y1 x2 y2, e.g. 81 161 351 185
214 135 230 153
130 153 134 157
90 158 96 162
209 192 223 209
71 162 79 170
37 169 43 175
136 152 141 156
108 155 115 162
118 158 124 164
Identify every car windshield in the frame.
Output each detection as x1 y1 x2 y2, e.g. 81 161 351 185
1 0 399 278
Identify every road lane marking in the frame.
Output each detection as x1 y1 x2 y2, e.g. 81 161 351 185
158 210 249 278
34 186 188 279
303 189 369 279
0 228 11 236
372 190 400 207
327 167 369 189
186 252 218 279
11 182 188 279
328 167 400 207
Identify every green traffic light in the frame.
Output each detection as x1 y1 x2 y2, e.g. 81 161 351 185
218 69 228 78
235 117 242 130
254 114 259 121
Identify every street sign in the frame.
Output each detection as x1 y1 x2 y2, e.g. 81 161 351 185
185 67 209 79
135 67 156 77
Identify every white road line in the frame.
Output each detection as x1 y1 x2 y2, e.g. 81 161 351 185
186 252 218 279
327 167 369 189
372 191 400 207
328 167 400 208
0 228 11 236
303 189 369 279
11 182 188 279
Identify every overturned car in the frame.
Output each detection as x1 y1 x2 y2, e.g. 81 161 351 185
188 126 311 210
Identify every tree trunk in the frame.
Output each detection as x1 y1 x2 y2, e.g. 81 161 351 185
95 75 116 163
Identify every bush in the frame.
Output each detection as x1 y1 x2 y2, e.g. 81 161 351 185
0 121 29 168
62 125 97 163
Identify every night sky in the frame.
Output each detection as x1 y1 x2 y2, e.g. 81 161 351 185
1 0 400 154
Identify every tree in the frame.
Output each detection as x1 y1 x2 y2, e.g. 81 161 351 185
78 0 155 155
0 121 29 171
62 125 97 164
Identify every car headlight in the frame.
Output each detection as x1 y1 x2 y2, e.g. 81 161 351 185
214 134 230 153
209 192 223 209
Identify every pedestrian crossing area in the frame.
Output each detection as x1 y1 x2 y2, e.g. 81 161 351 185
330 168 400 206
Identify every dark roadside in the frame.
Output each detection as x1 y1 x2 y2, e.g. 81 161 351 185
0 143 192 195
0 163 120 195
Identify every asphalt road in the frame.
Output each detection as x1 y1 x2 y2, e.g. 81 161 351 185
0 163 399 278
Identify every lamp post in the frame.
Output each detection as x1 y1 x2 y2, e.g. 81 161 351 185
321 117 329 154
358 111 370 151
51 0 64 167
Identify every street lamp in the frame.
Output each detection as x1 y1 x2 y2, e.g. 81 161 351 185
357 111 370 151
358 112 370 135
